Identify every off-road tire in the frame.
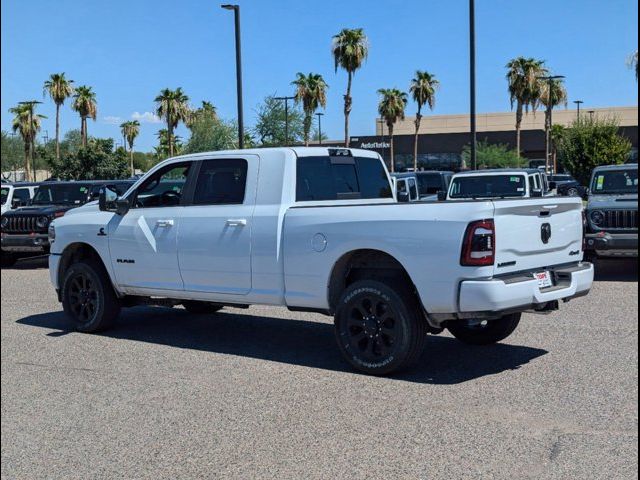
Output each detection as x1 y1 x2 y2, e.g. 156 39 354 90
334 280 427 375
61 259 121 332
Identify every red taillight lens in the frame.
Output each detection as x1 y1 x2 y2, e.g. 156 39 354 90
461 219 495 266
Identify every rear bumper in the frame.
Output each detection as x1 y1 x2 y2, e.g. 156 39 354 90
458 262 594 313
585 232 638 257
1 233 50 253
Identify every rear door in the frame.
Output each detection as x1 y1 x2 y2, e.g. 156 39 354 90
492 198 584 274
177 156 257 295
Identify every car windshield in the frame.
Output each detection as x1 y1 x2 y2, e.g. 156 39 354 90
449 174 527 199
591 169 638 195
31 184 91 205
416 173 442 195
1 187 10 204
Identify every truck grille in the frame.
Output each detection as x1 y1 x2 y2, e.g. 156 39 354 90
3 216 41 234
603 210 638 230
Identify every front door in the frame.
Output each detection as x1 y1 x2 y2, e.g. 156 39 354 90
178 157 256 295
108 162 193 292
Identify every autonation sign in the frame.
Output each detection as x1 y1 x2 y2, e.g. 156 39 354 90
351 137 390 150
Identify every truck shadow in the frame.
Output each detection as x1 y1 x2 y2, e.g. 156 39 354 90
17 307 548 385
593 259 638 282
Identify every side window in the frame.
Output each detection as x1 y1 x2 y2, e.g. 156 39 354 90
408 178 418 200
13 188 31 203
193 159 248 205
397 179 407 193
134 162 191 208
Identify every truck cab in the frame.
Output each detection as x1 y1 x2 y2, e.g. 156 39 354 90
1 182 39 215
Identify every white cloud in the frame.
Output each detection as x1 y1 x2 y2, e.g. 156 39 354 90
103 115 123 125
131 111 162 124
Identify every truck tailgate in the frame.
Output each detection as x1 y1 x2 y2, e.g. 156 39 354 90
492 198 584 275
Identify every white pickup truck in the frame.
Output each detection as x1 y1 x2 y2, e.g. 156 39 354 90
48 148 593 375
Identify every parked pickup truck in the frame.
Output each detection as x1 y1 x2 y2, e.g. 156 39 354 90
445 169 545 200
48 148 593 375
584 163 638 260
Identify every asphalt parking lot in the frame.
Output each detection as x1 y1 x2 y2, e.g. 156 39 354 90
1 258 637 479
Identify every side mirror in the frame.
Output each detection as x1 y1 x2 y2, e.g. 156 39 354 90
437 191 447 201
98 186 125 214
531 189 543 198
397 191 410 203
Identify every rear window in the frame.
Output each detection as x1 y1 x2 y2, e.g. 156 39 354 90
416 173 444 195
296 156 392 201
449 175 527 199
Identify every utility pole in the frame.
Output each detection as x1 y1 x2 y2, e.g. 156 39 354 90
316 112 324 145
274 96 295 145
221 4 245 148
469 0 477 170
573 100 584 120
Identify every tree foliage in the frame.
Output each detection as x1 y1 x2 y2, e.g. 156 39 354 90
461 140 524 170
252 95 304 147
1 131 23 173
556 117 632 185
183 116 238 154
292 72 328 146
47 137 129 180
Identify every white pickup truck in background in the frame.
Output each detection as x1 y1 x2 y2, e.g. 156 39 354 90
48 148 593 375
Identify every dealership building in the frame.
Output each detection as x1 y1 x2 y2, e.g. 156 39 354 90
342 105 638 171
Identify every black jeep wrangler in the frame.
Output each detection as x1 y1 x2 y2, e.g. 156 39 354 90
1 180 133 267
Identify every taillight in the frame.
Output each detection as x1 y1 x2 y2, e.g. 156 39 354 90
461 219 495 266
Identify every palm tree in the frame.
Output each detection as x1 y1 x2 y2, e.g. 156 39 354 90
377 88 408 173
154 88 190 157
292 72 328 146
409 70 439 170
540 77 568 173
43 73 74 162
154 129 182 159
71 85 97 147
187 101 218 130
9 103 45 181
506 57 547 156
120 120 141 176
332 28 368 147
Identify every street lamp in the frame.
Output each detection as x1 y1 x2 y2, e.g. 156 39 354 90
315 112 324 145
221 4 244 149
18 100 42 181
274 96 295 145
537 75 565 173
573 100 584 120
469 0 477 170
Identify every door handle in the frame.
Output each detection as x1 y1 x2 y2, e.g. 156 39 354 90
226 219 247 227
156 219 174 228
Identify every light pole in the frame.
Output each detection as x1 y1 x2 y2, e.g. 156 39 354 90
469 0 477 170
588 110 595 122
18 100 42 181
274 96 295 145
315 112 324 145
537 75 565 174
573 100 584 120
221 4 244 149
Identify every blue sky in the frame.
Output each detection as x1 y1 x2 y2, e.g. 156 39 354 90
1 0 637 151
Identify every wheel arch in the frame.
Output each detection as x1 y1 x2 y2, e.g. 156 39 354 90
327 248 425 315
57 242 116 294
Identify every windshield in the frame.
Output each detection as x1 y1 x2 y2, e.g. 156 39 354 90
31 184 91 205
416 173 443 195
1 187 10 205
449 174 527 199
591 169 638 195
